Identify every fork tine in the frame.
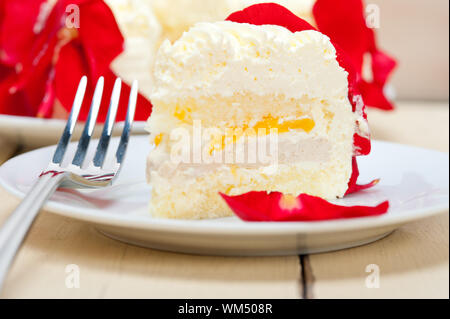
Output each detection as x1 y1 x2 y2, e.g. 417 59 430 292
52 76 87 165
92 78 122 168
115 80 138 166
71 77 104 167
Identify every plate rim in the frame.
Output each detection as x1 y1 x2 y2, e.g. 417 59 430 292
0 137 448 236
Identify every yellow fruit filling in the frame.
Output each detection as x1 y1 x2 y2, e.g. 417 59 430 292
253 115 315 134
155 113 316 153
211 116 315 153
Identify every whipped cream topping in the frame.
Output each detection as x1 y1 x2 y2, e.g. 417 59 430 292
151 21 350 103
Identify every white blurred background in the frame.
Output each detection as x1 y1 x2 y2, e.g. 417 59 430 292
372 0 449 101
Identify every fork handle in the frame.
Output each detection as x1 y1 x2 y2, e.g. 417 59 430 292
0 172 65 291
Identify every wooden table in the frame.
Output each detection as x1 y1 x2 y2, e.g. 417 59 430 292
0 102 448 299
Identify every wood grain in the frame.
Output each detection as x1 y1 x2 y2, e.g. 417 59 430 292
308 214 449 299
308 101 449 299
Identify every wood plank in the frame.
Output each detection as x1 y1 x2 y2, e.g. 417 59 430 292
307 214 449 299
309 102 449 299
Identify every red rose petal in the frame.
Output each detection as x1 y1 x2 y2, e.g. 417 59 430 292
347 157 360 193
0 0 47 66
227 3 315 33
353 132 371 156
371 46 398 85
346 179 380 195
313 0 368 73
0 84 35 116
55 44 152 122
220 191 389 222
346 157 380 195
54 40 89 118
78 0 124 79
359 80 394 111
358 45 397 111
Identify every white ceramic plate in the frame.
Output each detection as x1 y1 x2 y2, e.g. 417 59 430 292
0 136 448 256
0 114 147 147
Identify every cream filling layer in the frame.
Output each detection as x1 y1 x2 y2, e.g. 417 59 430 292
147 132 342 181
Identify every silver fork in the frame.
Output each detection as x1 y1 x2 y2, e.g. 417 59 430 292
0 76 138 291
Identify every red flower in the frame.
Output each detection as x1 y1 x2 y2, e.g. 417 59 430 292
0 0 152 121
313 0 397 110
221 191 389 222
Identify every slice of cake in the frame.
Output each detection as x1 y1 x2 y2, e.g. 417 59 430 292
146 19 370 219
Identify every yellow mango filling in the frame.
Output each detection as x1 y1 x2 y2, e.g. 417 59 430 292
211 116 315 153
155 113 316 153
253 115 315 134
